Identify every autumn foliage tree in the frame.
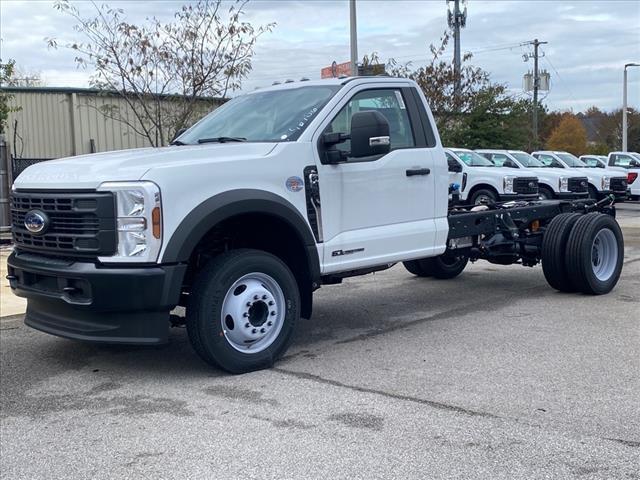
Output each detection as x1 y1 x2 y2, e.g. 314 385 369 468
545 114 588 155
49 0 274 146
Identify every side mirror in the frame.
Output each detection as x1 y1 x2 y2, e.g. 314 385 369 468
349 111 390 158
503 159 518 168
448 161 463 173
171 128 187 143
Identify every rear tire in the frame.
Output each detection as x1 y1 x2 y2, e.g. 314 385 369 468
187 249 300 373
564 213 624 295
404 253 469 279
541 213 581 292
470 189 498 205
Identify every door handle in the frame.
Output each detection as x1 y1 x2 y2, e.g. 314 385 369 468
406 168 431 177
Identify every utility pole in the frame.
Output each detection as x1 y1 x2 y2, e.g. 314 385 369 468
523 39 548 148
350 0 358 76
447 0 467 100
623 63 640 152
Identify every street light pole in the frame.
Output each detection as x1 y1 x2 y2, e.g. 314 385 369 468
623 63 640 152
350 0 358 76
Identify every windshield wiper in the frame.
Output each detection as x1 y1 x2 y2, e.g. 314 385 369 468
170 140 187 146
198 136 247 144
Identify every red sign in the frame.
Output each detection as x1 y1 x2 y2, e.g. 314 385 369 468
321 61 352 79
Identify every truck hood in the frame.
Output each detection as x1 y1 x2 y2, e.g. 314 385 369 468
467 166 536 177
13 143 278 190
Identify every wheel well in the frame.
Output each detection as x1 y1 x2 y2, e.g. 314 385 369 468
467 184 499 199
183 213 314 318
538 183 555 194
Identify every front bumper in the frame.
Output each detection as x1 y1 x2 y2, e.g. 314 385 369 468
498 193 539 201
7 251 186 344
557 191 589 199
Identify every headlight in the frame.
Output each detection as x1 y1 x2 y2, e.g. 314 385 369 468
97 181 162 263
559 177 569 192
503 176 515 194
601 176 610 190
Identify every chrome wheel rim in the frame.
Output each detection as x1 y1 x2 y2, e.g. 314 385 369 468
220 272 285 353
591 228 617 281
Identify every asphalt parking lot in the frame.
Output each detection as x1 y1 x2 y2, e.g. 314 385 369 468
1 203 639 479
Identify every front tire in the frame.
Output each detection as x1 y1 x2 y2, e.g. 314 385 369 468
187 249 300 373
564 213 624 295
538 186 554 200
470 188 498 205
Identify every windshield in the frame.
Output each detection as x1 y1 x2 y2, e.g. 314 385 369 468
452 150 495 167
556 153 587 167
510 151 545 168
582 157 601 168
177 85 341 144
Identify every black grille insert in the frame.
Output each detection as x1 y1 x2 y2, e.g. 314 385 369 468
568 177 588 193
610 177 628 192
513 177 539 195
10 192 117 257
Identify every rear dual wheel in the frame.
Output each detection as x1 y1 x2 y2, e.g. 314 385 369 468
542 213 623 295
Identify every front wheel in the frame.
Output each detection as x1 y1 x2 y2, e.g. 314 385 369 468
538 186 554 200
187 249 300 373
470 189 498 205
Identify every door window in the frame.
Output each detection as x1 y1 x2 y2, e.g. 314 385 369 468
536 154 563 168
611 154 633 167
325 89 415 157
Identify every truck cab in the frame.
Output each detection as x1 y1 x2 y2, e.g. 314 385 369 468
445 148 539 204
477 149 588 200
531 151 628 200
607 151 640 200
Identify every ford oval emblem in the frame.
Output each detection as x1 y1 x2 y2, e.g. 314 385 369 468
528 182 536 188
24 210 49 235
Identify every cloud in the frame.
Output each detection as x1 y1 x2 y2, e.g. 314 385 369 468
1 0 638 112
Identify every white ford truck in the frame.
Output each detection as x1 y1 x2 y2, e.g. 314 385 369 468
8 77 625 373
477 149 589 200
531 151 628 201
444 148 539 205
607 151 640 200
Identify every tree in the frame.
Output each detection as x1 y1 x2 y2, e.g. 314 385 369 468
381 31 534 150
0 59 23 135
49 0 274 146
545 114 588 155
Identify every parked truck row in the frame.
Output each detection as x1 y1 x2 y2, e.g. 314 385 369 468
7 76 626 373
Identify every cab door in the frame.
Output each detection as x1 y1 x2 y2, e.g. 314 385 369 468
311 85 447 274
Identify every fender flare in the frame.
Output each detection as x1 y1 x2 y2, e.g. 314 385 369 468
162 190 320 281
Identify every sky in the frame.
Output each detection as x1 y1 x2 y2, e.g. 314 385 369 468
1 0 639 112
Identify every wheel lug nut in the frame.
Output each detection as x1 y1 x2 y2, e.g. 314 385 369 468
262 295 267 300
243 312 249 317
246 302 252 307
270 311 276 316
252 328 257 334
253 295 259 300
267 321 273 326
245 323 250 328
260 328 265 333
268 301 274 306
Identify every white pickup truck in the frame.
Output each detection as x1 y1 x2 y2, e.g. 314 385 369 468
477 149 589 200
444 148 539 204
8 77 625 373
531 151 628 201
607 151 640 200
